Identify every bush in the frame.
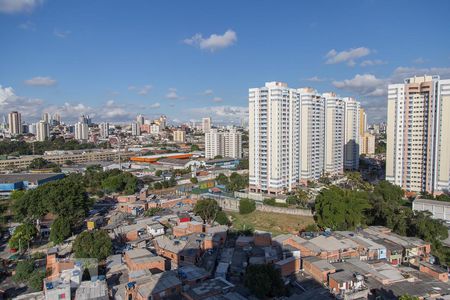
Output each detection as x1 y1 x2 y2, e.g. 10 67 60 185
73 230 112 261
239 198 256 214
13 260 34 282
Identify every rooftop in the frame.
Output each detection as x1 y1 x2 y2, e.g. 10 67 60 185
0 173 64 184
74 280 109 300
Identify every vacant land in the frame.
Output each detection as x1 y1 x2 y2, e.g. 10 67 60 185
226 211 315 236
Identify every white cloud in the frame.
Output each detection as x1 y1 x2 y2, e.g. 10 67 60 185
184 29 237 52
212 97 223 103
53 29 71 38
413 57 426 64
332 74 387 97
202 89 214 95
325 47 371 66
0 85 44 118
0 0 43 14
129 84 152 96
391 66 450 82
24 76 57 86
149 102 160 109
18 20 36 31
360 59 387 67
306 76 325 82
165 88 180 100
190 105 248 121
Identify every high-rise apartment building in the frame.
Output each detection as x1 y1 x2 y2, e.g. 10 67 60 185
386 75 450 194
99 122 109 138
8 111 22 135
75 122 89 141
202 117 212 133
36 120 50 142
343 97 360 170
173 130 186 143
360 132 375 155
42 112 50 124
205 128 242 159
249 82 362 194
131 122 141 136
359 108 367 136
249 82 299 194
323 93 345 175
53 113 61 125
298 88 325 181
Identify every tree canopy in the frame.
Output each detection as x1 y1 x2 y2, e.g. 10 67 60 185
73 230 112 261
193 198 222 224
50 216 72 245
239 198 256 214
315 186 370 230
244 264 285 298
8 223 37 250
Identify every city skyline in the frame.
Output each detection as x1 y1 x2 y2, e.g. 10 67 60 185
1 0 450 124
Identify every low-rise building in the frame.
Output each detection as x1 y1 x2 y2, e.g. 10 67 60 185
124 249 165 272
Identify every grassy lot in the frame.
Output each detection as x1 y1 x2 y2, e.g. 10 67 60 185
226 210 315 236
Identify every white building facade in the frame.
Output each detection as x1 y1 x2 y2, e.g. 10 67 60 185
386 75 450 194
205 128 242 159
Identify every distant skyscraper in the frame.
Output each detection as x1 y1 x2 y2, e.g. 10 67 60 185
99 122 109 138
52 113 61 125
202 117 212 133
360 132 375 155
131 122 141 136
36 120 50 142
28 123 36 135
173 130 186 143
359 108 367 136
42 112 50 124
205 128 242 159
8 111 22 135
75 122 89 141
386 75 450 194
136 114 145 126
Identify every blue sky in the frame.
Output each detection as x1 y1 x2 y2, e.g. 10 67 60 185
1 0 450 124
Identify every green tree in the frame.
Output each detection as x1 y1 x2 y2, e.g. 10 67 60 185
237 158 249 170
144 207 163 217
13 259 34 282
9 223 37 250
28 270 45 291
215 211 229 225
73 230 112 261
226 172 248 192
239 198 256 214
155 170 163 177
213 155 223 159
28 158 58 170
190 144 200 151
399 295 419 300
190 177 198 184
315 186 371 230
50 217 72 244
244 264 285 298
153 182 163 189
215 173 229 185
194 198 221 224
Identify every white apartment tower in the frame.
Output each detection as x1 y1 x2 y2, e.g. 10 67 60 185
323 93 345 175
8 111 22 135
42 112 50 124
131 122 141 136
36 120 50 142
386 75 450 194
99 122 109 138
173 130 186 143
343 97 360 170
205 128 242 159
202 117 212 133
74 122 89 141
298 88 325 181
249 82 299 194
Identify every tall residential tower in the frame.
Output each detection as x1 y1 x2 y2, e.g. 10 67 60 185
386 75 450 194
